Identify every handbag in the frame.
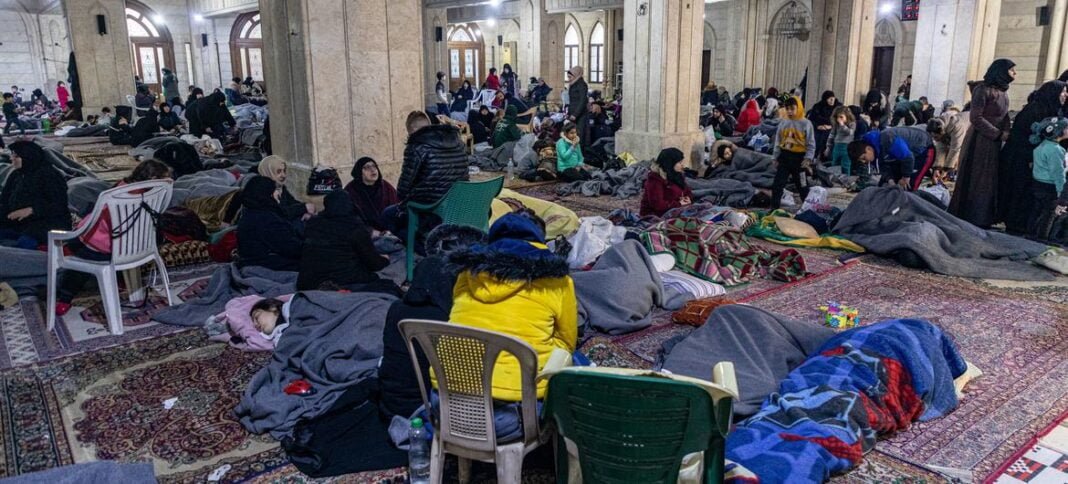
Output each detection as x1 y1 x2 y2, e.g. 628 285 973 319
306 166 342 195
671 297 737 327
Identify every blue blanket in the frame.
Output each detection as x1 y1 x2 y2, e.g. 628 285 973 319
725 319 968 483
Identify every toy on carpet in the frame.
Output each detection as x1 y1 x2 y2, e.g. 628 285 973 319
819 301 859 329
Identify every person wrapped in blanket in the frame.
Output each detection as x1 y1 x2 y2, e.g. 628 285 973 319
847 126 933 191
518 139 558 182
442 212 580 441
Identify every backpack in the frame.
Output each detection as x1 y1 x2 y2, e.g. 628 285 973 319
306 167 342 195
155 141 204 178
158 207 208 244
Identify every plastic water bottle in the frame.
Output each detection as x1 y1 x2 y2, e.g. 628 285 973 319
41 117 51 134
506 159 516 181
408 418 430 484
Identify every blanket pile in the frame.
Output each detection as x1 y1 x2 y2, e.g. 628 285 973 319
642 218 807 286
556 162 650 199
688 178 756 208
834 187 1054 280
153 263 297 326
726 319 969 483
704 149 775 188
235 290 396 439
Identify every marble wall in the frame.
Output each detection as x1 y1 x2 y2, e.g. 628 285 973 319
0 12 68 95
996 0 1051 108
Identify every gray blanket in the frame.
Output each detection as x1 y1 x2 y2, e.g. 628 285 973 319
689 178 756 208
571 239 688 335
63 124 109 138
234 290 396 439
556 161 651 199
469 141 517 171
0 246 48 296
659 304 834 416
129 136 181 160
153 264 297 326
834 187 1055 281
2 461 157 484
171 169 246 207
67 177 114 216
704 149 775 188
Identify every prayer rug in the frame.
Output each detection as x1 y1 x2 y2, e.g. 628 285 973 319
0 264 216 369
0 331 275 480
988 411 1068 484
742 260 1068 482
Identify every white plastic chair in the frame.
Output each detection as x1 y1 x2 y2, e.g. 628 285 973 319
399 319 552 484
47 180 175 335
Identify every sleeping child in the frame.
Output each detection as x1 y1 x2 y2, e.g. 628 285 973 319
205 294 293 351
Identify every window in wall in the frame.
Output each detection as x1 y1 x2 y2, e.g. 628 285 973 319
125 2 174 94
564 25 580 81
230 12 265 82
589 22 605 83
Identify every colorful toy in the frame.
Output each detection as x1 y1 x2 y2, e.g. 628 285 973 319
819 301 860 329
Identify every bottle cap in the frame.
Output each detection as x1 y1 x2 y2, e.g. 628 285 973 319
411 417 423 429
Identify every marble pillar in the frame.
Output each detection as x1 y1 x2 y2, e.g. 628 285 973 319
423 6 449 109
62 0 135 113
807 0 877 105
262 0 425 195
616 0 705 167
911 0 1001 108
1047 0 1067 81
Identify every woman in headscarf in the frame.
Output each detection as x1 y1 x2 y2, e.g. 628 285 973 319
736 99 762 136
297 190 398 295
0 141 70 248
344 157 399 231
997 80 1067 233
640 148 694 217
501 64 519 98
236 176 303 271
863 89 889 129
807 90 840 161
257 155 313 223
157 103 182 132
949 58 1016 228
467 106 494 145
194 91 235 139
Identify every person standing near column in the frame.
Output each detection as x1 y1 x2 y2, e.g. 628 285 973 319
435 72 450 117
567 66 589 148
949 59 1016 229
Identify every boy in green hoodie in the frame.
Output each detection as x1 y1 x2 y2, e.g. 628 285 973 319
493 105 524 148
771 96 815 209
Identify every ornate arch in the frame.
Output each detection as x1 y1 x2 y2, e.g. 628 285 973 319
125 0 175 93
230 11 264 82
446 23 485 90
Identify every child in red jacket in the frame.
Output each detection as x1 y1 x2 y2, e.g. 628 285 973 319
640 148 694 217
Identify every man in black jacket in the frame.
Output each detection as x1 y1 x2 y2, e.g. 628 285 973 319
567 66 589 147
389 111 469 244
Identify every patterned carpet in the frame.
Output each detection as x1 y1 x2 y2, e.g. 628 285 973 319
989 411 1068 484
0 264 216 370
742 260 1068 483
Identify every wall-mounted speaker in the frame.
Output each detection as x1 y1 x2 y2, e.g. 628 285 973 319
201 33 209 47
617 28 623 41
497 35 503 46
1038 6 1051 26
435 26 443 42
96 15 107 35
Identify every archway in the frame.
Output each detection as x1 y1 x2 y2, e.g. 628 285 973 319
564 24 580 82
230 12 264 83
447 23 484 91
871 16 902 96
764 1 811 92
125 0 175 94
589 22 605 84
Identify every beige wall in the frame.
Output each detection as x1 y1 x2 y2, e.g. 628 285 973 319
63 0 136 113
996 0 1050 109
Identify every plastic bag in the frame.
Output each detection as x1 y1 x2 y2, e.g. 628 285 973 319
566 217 626 269
748 132 770 153
512 134 538 171
800 186 831 214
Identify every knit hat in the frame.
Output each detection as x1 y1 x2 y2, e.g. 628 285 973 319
1030 117 1068 145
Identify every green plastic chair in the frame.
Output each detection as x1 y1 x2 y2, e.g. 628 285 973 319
544 366 736 484
406 176 504 281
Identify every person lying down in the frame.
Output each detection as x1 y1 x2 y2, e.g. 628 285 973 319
205 294 293 351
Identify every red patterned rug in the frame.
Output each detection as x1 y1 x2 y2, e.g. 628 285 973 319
743 260 1068 482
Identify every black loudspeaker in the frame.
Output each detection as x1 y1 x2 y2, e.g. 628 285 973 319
1038 6 1051 26
617 28 623 41
96 14 107 35
435 26 443 42
497 35 503 46
201 33 209 46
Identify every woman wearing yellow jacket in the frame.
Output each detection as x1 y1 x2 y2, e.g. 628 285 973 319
447 212 578 402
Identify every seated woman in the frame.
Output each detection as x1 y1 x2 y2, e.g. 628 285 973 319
467 106 494 145
556 122 592 182
236 176 304 271
344 157 398 231
55 159 174 314
258 155 314 223
296 190 399 295
0 141 71 249
640 148 694 217
108 105 158 147
447 212 577 405
157 103 182 133
493 105 524 148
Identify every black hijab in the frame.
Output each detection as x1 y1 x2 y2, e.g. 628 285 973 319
9 141 47 173
983 59 1016 91
1024 80 1067 118
656 148 687 188
242 176 283 215
321 190 357 219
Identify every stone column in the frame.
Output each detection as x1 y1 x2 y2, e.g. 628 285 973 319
911 0 1001 108
261 0 425 194
423 6 449 108
615 0 705 166
1046 0 1068 80
806 0 877 105
62 0 135 113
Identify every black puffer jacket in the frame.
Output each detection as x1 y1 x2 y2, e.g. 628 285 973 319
296 191 388 291
397 124 469 206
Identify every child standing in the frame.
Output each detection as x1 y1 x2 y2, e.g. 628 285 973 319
825 105 856 176
1028 117 1068 240
771 96 815 209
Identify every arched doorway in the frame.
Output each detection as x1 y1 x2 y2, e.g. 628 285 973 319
125 0 175 94
765 1 811 92
447 24 484 91
871 17 901 96
230 12 265 82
